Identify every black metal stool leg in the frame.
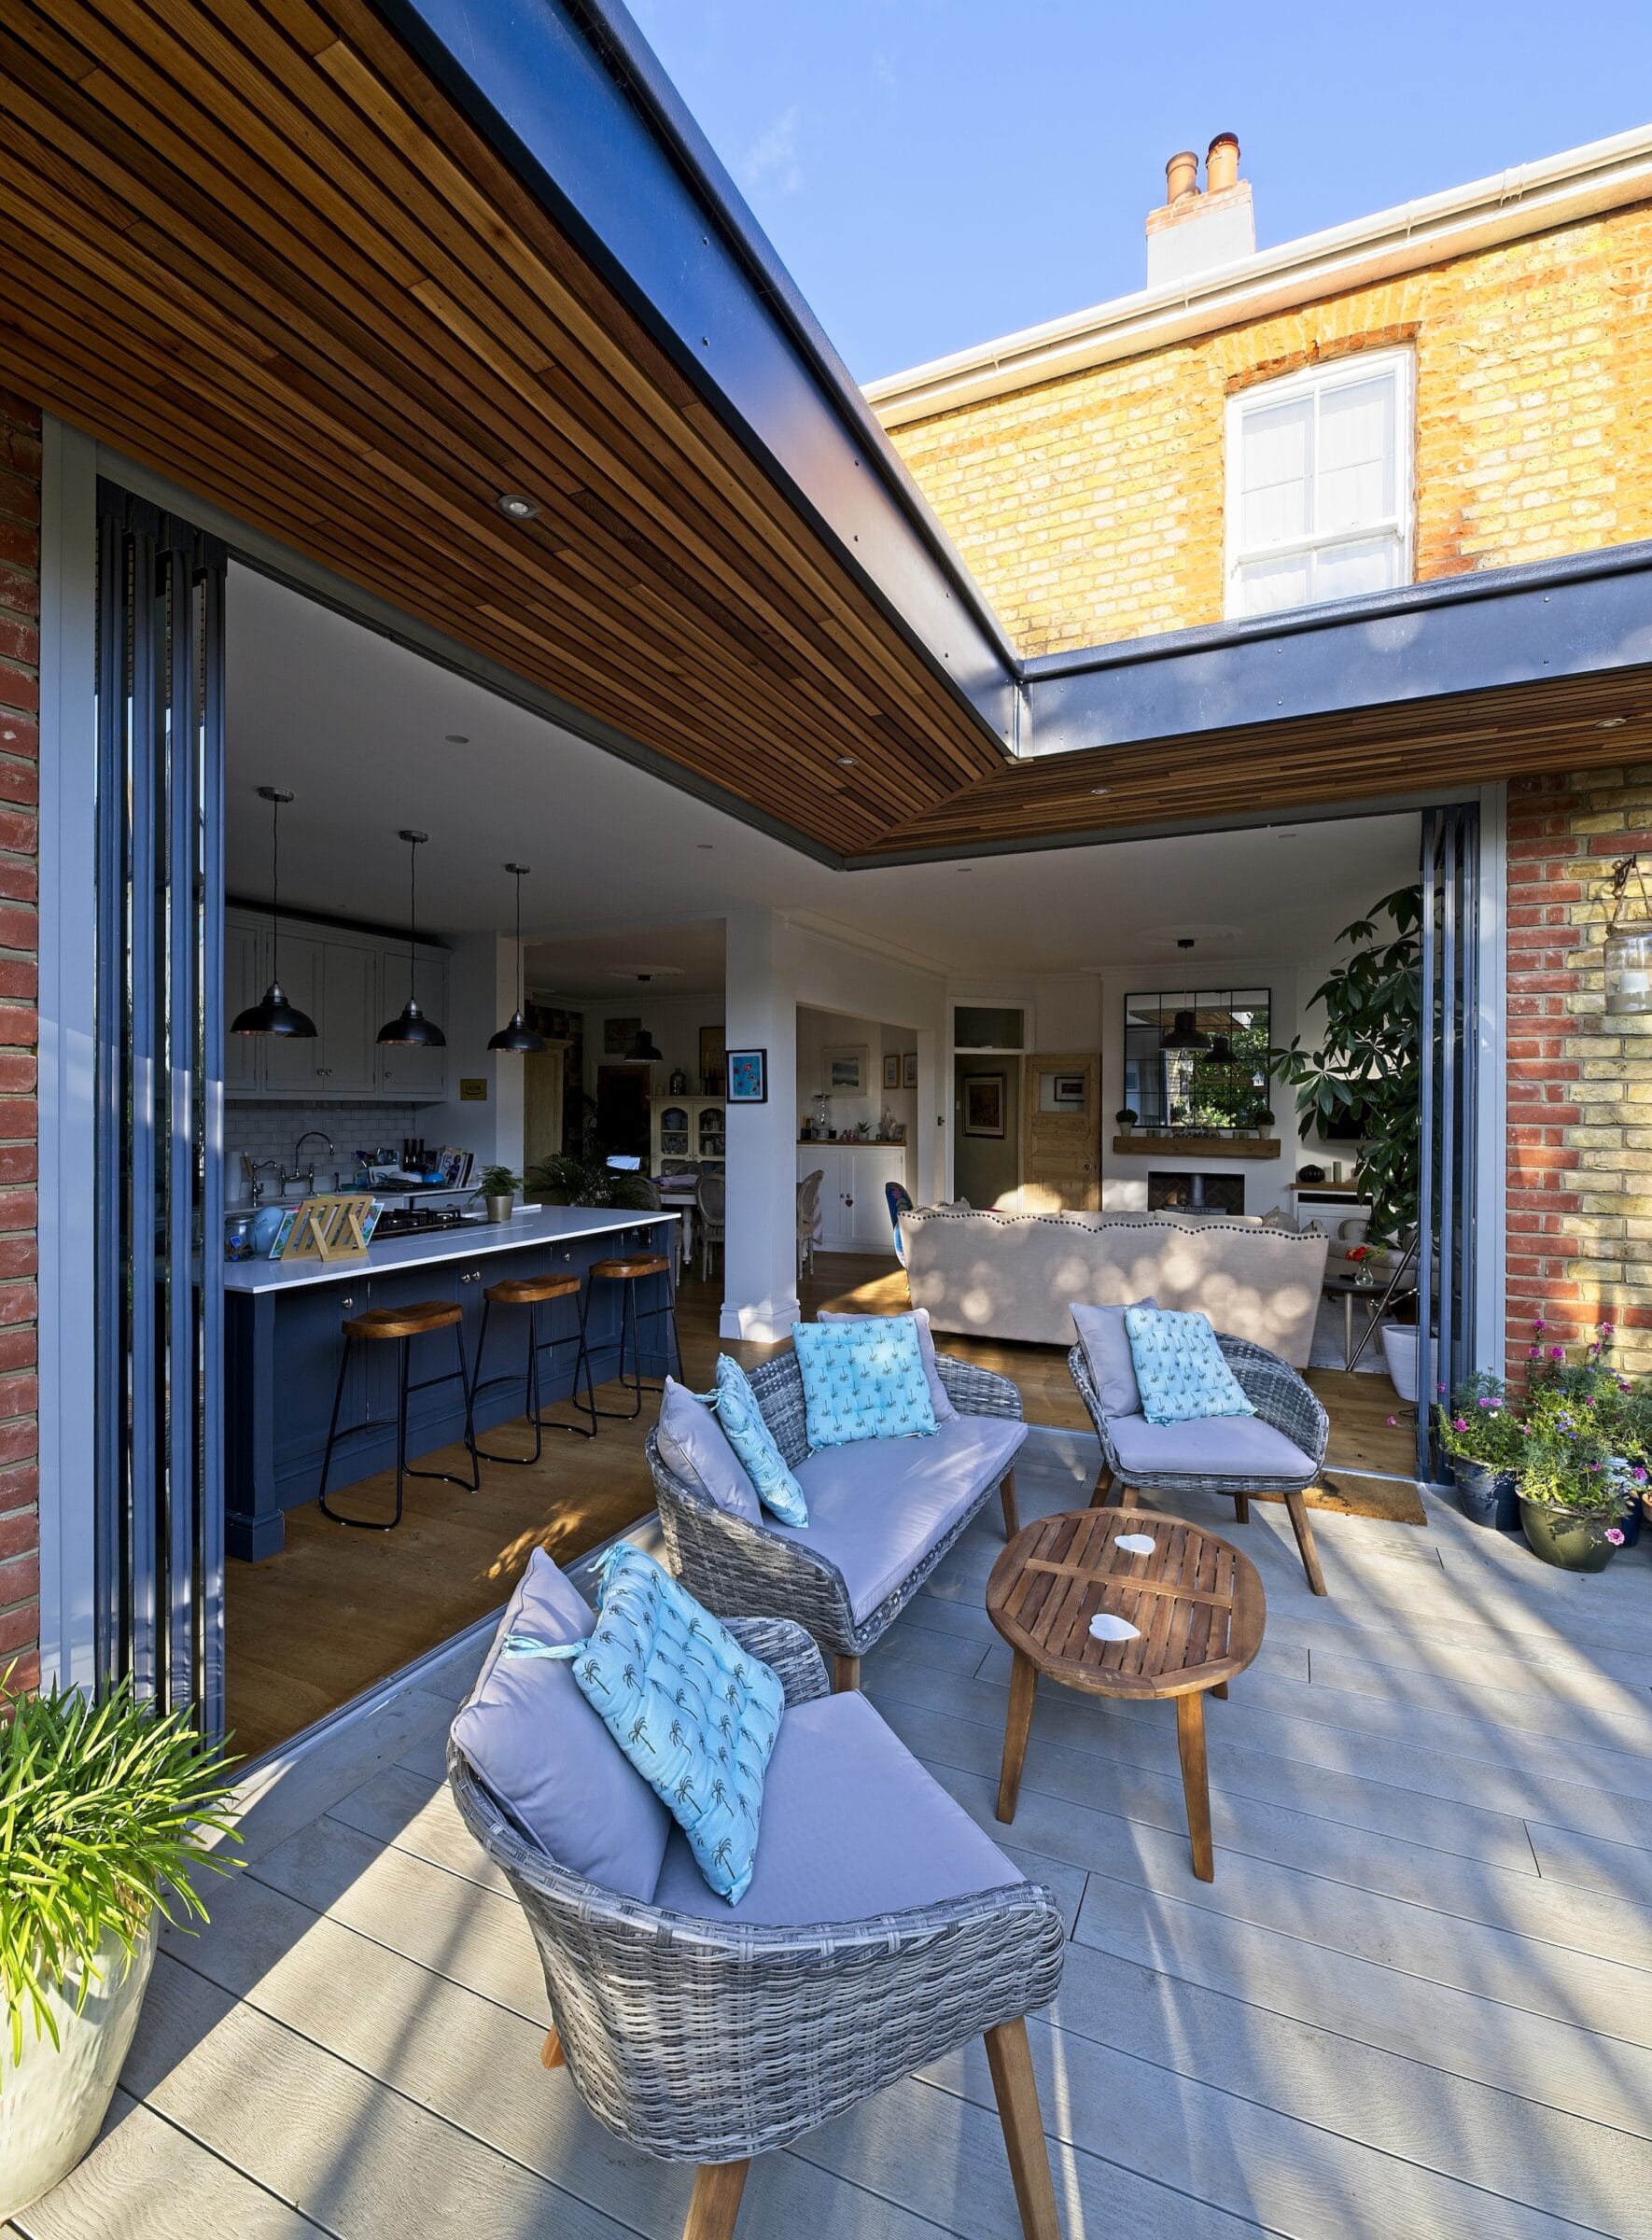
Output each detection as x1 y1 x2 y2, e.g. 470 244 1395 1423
591 1277 649 1421
316 1337 357 1524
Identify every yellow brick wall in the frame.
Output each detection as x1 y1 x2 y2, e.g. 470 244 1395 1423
886 205 1652 657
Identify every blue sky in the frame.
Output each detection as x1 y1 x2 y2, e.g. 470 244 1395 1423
628 1 1652 382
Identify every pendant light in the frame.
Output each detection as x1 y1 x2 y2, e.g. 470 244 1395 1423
488 863 546 1054
1206 985 1237 1068
376 829 445 1047
1161 938 1210 1052
231 786 317 1039
625 973 664 1063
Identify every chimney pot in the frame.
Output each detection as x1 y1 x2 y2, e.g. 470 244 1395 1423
1165 150 1199 204
1206 133 1240 193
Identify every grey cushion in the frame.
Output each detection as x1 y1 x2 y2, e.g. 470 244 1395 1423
819 1306 958 1422
651 1691 1022 1925
777 1415 1026 1622
1072 1297 1157 1418
656 1377 761 1521
450 1549 671 1900
1106 1410 1316 1485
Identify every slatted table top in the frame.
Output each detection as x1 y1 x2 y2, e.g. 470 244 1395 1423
987 1507 1266 1700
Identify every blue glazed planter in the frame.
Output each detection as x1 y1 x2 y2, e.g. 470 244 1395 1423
1451 1461 1520 1532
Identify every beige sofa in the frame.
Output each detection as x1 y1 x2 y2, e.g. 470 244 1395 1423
903 1208 1329 1367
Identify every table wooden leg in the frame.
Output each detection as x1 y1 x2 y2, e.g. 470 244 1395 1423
997 1648 1038 1824
1231 1491 1251 1524
1283 1490 1328 1595
1175 1689 1214 1882
683 2159 749 2240
984 2017 1062 2240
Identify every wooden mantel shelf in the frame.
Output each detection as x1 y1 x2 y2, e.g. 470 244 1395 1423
1112 1134 1281 1160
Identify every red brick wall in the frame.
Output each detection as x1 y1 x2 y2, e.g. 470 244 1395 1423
1506 769 1652 1387
0 392 40 1688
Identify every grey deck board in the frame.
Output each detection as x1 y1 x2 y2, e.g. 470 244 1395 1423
31 1430 1652 2238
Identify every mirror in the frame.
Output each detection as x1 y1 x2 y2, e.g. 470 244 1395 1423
1122 988 1272 1128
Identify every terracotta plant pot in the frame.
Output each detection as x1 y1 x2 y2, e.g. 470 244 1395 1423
1518 1496 1619 1573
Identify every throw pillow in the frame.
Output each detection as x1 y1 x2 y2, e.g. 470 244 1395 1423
1124 1307 1256 1427
792 1315 939 1449
449 1549 671 1900
656 1377 761 1521
519 1546 784 1905
1071 1297 1157 1418
713 1355 808 1525
818 1305 958 1422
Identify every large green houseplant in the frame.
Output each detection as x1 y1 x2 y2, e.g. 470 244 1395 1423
0 1673 237 2217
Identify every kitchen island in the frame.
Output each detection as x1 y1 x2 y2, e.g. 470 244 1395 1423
225 1205 679 1560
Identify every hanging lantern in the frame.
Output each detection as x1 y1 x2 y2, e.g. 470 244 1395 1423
488 863 546 1053
231 786 317 1039
1604 855 1652 1015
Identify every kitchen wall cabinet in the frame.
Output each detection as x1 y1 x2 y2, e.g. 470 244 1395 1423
225 906 448 1103
798 1142 910 1254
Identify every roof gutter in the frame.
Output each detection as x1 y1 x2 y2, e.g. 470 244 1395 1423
866 123 1652 426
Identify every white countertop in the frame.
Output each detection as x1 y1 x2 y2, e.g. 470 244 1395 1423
223 1204 677 1295
796 1140 908 1151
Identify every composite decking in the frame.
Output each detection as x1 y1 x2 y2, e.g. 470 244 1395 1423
12 1429 1652 2239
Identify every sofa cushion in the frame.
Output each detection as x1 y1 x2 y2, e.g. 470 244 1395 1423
449 1549 670 1901
819 1305 958 1422
793 1315 938 1449
1107 1410 1316 1484
656 1377 760 1521
1125 1307 1255 1425
715 1354 808 1526
651 1691 1022 1925
778 1415 1026 1622
1072 1297 1156 1418
552 1547 785 1905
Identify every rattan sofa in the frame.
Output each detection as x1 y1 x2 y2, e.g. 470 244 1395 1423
1070 1331 1329 1595
647 1340 1026 1688
449 1617 1066 2240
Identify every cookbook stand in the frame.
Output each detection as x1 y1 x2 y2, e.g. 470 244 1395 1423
280 1193 377 1263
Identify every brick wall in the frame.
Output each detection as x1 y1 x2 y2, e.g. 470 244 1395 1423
886 205 1652 658
1506 769 1652 1386
0 393 39 1688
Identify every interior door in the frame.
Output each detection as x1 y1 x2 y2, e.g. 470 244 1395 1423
523 1044 568 1173
1022 1052 1101 1213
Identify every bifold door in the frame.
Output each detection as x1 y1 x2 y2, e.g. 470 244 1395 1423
94 483 226 1733
1416 804 1479 1478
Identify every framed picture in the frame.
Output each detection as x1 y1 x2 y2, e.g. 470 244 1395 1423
903 1051 917 1089
605 1015 640 1057
962 1072 1006 1138
725 1048 767 1103
1053 1073 1086 1107
882 1053 900 1091
821 1043 869 1095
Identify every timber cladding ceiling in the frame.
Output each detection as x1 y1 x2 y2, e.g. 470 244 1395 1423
3 0 1648 862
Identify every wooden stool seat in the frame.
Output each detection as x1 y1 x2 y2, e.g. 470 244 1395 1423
484 1272 581 1309
590 1253 670 1281
343 1300 462 1343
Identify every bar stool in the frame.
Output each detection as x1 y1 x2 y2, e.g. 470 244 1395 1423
587 1251 684 1420
468 1270 598 1463
317 1300 480 1531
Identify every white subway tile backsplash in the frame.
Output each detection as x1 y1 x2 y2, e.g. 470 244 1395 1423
225 1100 420 1190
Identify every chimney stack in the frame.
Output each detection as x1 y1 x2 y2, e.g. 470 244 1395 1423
1146 132 1255 289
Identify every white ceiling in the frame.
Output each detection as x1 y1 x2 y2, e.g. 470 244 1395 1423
226 565 1421 982
525 921 726 1002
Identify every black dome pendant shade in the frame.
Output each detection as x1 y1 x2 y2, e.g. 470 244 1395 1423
625 1025 665 1062
488 863 546 1054
1160 936 1210 1053
231 786 317 1040
377 830 446 1047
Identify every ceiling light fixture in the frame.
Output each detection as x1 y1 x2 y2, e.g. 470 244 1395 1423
1597 716 1628 730
376 830 446 1048
231 786 317 1040
444 733 469 745
488 863 546 1054
1089 787 1110 797
835 755 858 767
1604 853 1652 1015
496 493 539 521
1160 937 1210 1052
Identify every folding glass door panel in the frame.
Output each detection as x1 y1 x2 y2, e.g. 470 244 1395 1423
1416 804 1479 1478
94 483 226 1734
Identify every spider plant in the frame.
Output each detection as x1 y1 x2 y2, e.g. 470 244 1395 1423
1 1670 239 2074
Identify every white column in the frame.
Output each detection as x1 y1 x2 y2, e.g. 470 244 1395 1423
721 905 799 1341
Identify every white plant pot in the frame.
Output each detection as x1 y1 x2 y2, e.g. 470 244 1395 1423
1380 1324 1420 1404
0 1918 158 2219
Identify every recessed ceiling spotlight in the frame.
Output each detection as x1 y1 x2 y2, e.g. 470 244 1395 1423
1597 716 1628 729
958 864 973 873
496 493 539 521
444 733 469 745
1089 787 1110 797
835 755 858 767
696 843 714 850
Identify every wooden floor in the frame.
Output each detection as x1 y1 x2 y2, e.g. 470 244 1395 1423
228 1254 1422 1759
21 1437 1652 2239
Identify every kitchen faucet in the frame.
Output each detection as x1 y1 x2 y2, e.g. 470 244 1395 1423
242 1155 282 1209
293 1129 336 1192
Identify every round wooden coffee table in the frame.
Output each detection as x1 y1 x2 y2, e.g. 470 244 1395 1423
987 1507 1265 1882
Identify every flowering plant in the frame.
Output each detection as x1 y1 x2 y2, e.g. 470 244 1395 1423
1434 1374 1525 1471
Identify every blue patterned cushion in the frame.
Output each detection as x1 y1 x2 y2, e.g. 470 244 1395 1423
714 1356 807 1525
508 1546 784 1905
792 1316 939 1449
1124 1307 1255 1426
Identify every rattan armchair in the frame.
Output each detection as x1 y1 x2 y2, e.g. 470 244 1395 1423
449 1617 1066 2239
648 1344 1025 1687
1070 1331 1328 1595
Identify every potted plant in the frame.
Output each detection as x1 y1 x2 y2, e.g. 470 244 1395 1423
1516 1405 1629 1571
1115 1108 1137 1137
1256 1106 1276 1136
0 1673 237 2218
1526 1317 1648 1547
1434 1372 1524 1529
477 1164 522 1223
